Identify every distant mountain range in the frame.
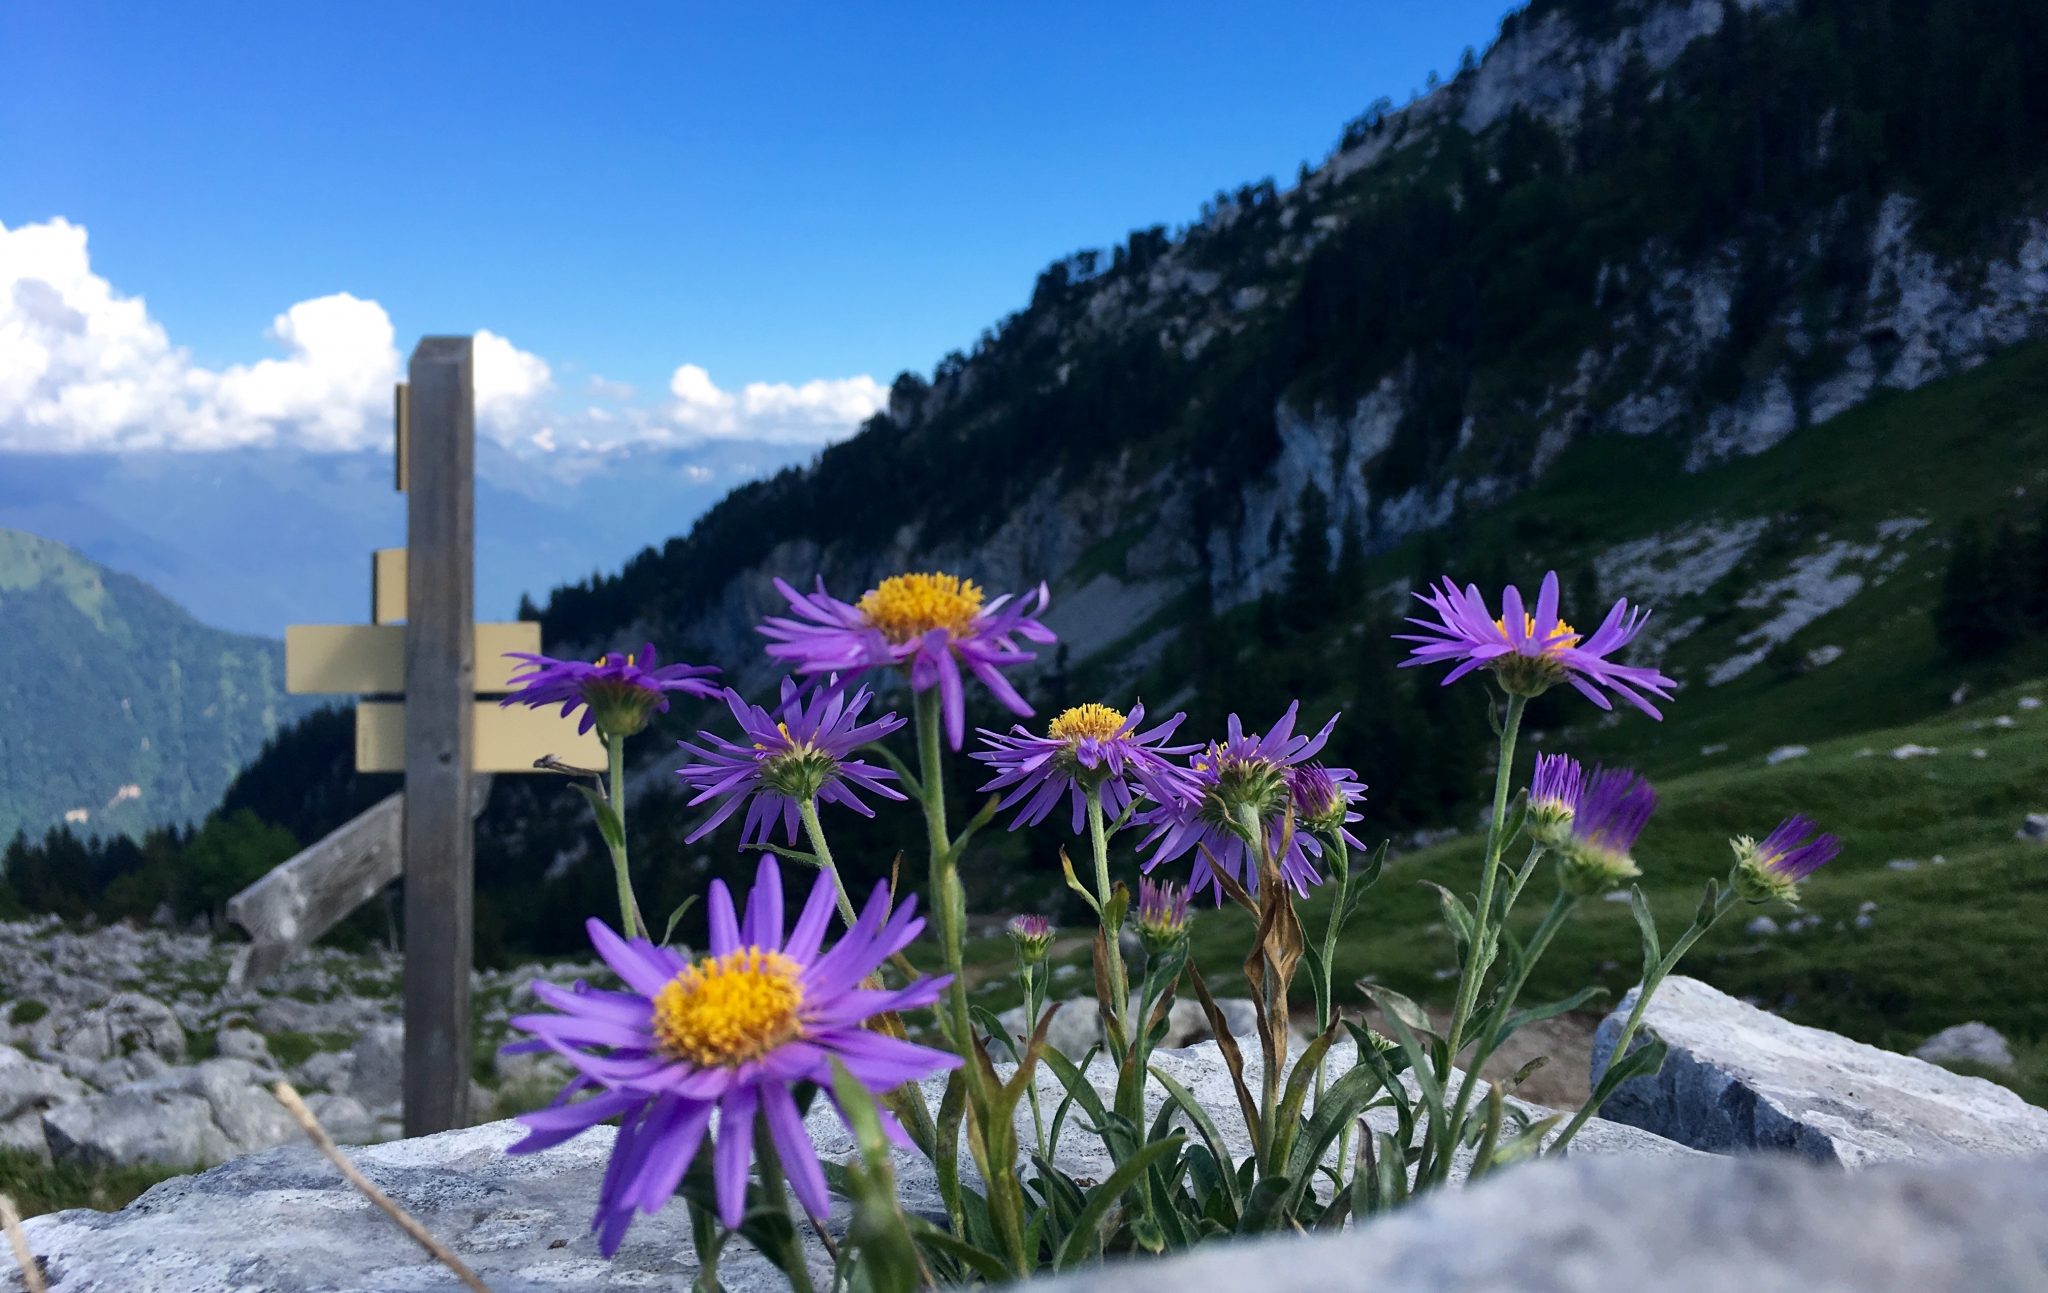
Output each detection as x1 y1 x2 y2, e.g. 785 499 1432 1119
0 529 316 842
0 437 817 639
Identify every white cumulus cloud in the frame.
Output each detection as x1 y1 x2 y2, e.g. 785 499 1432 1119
0 217 552 454
1 216 887 464
667 363 886 446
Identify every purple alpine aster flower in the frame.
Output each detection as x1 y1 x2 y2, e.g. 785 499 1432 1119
972 701 1198 834
1732 815 1841 904
1529 752 1585 845
504 856 959 1251
1556 766 1657 896
757 572 1055 750
1286 761 1366 846
1395 571 1676 718
674 677 906 847
1136 702 1352 902
501 643 720 739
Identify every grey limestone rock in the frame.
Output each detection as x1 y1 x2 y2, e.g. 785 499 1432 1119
1032 1154 2048 1293
1590 976 2048 1164
18 1039 1690 1291
40 1058 298 1169
1911 1021 2016 1070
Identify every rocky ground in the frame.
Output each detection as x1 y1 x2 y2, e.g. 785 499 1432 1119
16 975 2048 1292
0 917 593 1173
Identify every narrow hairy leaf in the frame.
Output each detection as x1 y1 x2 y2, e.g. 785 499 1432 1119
1053 1137 1183 1269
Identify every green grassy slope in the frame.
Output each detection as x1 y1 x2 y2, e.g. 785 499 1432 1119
0 530 311 841
954 675 2048 1104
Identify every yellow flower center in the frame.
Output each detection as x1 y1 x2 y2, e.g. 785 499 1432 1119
650 949 804 1068
858 572 985 643
1047 703 1127 744
593 652 637 668
1494 615 1579 653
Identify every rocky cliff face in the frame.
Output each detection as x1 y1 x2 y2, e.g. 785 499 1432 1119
548 0 2048 693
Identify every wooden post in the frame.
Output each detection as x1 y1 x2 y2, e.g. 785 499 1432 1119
402 337 476 1135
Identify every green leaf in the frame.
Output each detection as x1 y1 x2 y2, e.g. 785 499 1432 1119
1492 985 1608 1051
971 1003 1019 1063
943 794 1002 868
1235 1173 1293 1234
1364 1128 1408 1212
1364 987 1444 1127
659 894 699 948
1464 1087 1505 1181
1053 1136 1184 1269
829 1060 923 1293
1279 1062 1387 1218
571 784 624 854
864 740 923 799
1694 877 1722 929
1271 1022 1341 1168
1301 943 1331 1037
1496 788 1531 861
1057 847 1102 915
741 841 824 867
1036 1044 1108 1127
1349 841 1389 907
1423 881 1477 954
906 1220 1011 1285
1588 1030 1667 1114
1363 983 1436 1045
1628 884 1661 967
1149 1065 1244 1220
1486 1112 1563 1171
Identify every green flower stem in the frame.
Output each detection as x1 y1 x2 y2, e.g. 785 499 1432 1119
912 689 1026 1273
1551 884 1739 1151
796 797 860 930
605 734 642 940
689 1199 723 1293
1502 841 1549 917
1317 833 1353 1036
1019 959 1048 1159
1232 802 1284 1153
1085 786 1131 1054
1440 889 1577 1167
1442 693 1528 1068
753 1142 818 1293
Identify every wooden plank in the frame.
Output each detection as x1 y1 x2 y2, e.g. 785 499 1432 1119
222 778 493 987
286 622 540 694
372 548 407 625
402 336 474 1137
356 699 603 773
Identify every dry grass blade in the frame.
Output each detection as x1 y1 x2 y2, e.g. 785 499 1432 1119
0 1194 46 1293
271 1082 494 1293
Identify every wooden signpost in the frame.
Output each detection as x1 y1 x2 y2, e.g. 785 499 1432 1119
243 335 601 1136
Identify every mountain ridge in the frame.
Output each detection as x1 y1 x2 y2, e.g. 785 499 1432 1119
0 528 312 842
531 0 2048 698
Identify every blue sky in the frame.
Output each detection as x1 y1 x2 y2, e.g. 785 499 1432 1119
0 2 1514 631
4 1 1509 394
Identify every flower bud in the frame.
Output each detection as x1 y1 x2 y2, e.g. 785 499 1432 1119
1133 878 1191 956
1287 763 1357 838
1007 914 1054 964
1528 753 1584 849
